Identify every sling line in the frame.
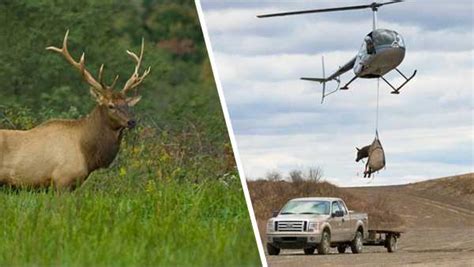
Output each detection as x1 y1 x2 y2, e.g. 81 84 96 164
375 78 380 139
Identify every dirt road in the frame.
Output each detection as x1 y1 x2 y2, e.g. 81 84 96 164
267 183 474 266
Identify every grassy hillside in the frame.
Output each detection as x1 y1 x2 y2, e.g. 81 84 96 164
407 173 473 198
405 173 474 210
0 1 259 266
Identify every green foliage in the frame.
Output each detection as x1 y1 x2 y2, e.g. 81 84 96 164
0 1 259 266
0 0 223 142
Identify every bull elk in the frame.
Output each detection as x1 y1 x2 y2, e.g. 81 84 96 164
0 30 151 189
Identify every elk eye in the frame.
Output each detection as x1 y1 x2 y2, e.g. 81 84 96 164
108 104 115 109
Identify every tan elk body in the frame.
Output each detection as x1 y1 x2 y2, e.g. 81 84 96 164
0 31 150 189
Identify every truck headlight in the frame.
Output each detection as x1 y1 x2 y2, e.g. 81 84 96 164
308 222 319 232
267 220 274 232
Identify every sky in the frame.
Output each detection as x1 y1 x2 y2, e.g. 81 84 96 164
200 0 473 186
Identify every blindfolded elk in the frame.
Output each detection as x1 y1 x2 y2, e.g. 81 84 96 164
0 31 150 189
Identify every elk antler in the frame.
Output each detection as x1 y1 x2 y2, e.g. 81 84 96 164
46 30 110 95
97 64 119 89
122 38 151 95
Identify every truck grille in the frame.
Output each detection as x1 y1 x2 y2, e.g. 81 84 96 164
276 221 307 232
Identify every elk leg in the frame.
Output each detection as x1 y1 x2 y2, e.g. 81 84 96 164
364 162 369 178
52 167 88 191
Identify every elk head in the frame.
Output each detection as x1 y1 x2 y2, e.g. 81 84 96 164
355 145 370 162
46 30 151 129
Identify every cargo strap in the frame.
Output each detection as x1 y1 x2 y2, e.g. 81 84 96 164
375 78 380 135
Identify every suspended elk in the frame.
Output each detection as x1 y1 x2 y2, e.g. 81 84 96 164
356 135 386 178
0 30 151 189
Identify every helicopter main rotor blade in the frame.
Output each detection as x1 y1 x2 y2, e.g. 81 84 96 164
379 0 404 7
257 1 403 18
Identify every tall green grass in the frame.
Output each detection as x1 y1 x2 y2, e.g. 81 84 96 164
0 108 260 266
0 180 258 266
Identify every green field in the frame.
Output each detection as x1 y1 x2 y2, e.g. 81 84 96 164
0 173 258 266
0 1 260 266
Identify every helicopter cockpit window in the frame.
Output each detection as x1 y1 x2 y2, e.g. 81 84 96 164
395 34 405 48
364 36 376 54
373 29 398 46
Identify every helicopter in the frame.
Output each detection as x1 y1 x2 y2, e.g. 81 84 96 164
258 0 417 103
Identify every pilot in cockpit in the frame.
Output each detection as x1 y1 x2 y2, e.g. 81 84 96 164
365 36 376 55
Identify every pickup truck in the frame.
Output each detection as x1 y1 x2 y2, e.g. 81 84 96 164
266 197 369 255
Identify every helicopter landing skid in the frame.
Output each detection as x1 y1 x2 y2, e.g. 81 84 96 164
340 75 357 90
381 68 417 94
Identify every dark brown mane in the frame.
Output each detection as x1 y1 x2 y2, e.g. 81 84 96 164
80 105 123 172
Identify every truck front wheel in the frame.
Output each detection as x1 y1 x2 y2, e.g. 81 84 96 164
317 230 331 255
267 243 280 255
350 231 363 254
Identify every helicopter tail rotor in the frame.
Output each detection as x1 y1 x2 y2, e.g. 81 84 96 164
301 56 341 104
321 56 326 104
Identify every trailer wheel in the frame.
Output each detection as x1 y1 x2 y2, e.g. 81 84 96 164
337 245 347 254
317 230 331 255
267 243 280 255
386 235 397 253
350 231 363 254
304 248 315 255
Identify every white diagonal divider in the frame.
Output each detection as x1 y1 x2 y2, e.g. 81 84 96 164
194 1 268 266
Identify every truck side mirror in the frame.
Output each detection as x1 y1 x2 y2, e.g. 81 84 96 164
332 210 344 217
272 210 279 217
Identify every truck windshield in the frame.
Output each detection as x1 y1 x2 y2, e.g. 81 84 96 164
280 200 330 215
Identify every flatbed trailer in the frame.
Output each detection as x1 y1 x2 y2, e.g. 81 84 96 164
364 229 402 252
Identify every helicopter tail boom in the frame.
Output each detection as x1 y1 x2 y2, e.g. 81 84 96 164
300 77 328 82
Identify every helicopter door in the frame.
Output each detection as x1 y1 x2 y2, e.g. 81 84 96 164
354 38 373 75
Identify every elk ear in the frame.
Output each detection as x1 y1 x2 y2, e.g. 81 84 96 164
126 95 142 107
